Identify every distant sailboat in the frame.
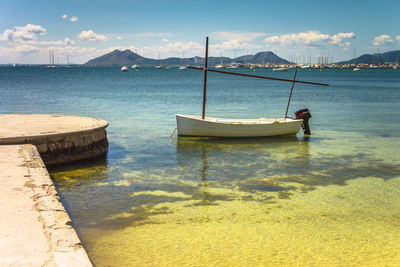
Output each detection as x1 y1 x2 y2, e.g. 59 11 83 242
229 49 238 68
156 53 162 69
352 48 360 71
45 50 57 68
179 52 187 70
215 51 224 68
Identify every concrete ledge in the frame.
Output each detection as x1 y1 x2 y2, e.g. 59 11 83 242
0 144 93 266
0 114 109 166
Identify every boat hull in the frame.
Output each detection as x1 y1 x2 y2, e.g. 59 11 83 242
176 114 303 137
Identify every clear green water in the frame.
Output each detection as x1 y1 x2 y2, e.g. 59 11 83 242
1 67 400 266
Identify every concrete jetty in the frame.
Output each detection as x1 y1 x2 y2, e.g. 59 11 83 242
0 114 109 165
0 114 109 266
0 145 92 266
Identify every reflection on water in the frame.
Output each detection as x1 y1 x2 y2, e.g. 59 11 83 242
50 132 400 266
38 68 400 266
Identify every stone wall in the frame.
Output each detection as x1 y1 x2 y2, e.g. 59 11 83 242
34 129 108 166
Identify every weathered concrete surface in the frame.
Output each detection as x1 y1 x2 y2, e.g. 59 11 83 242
0 144 92 266
0 114 108 165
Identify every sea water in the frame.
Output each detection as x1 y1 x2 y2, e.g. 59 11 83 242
1 66 399 266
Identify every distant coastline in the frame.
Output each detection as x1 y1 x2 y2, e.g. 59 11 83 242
2 49 399 69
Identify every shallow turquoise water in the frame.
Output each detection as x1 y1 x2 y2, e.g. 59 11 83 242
1 67 400 265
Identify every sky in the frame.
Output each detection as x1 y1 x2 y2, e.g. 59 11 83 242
1 0 400 64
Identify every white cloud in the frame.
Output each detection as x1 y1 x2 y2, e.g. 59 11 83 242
264 31 356 48
116 36 123 40
210 39 261 52
63 38 75 45
397 36 400 42
70 16 78 22
372 34 393 46
162 38 169 43
108 32 173 41
212 31 266 42
77 30 108 42
15 44 40 53
62 14 68 20
21 37 75 46
0 24 46 42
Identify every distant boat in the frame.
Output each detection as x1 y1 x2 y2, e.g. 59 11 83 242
215 51 224 68
121 66 128 72
45 50 57 68
273 67 288 71
179 52 187 69
131 64 139 68
353 67 360 71
156 53 162 69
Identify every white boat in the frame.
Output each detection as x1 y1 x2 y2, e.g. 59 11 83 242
215 51 224 68
273 67 288 71
176 37 328 138
179 52 187 69
176 114 303 137
131 64 139 68
353 67 360 71
156 53 162 69
121 66 128 72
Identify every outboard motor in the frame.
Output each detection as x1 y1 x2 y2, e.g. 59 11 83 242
295 108 312 135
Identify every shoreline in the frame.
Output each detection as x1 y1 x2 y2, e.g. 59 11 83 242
0 114 109 265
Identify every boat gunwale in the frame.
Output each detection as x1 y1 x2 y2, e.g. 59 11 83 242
176 114 302 126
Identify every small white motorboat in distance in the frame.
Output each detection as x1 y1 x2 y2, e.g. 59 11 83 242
121 66 128 72
176 114 303 137
131 64 139 68
273 67 288 71
353 67 360 71
179 66 187 70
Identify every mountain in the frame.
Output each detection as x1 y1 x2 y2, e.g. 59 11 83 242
338 50 400 64
83 50 291 66
84 49 156 66
235 52 291 65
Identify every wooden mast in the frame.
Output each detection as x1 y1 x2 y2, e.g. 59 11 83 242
202 37 209 120
284 68 298 119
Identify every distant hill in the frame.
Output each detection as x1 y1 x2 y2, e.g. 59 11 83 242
338 50 400 64
235 52 291 65
83 50 291 66
84 49 156 66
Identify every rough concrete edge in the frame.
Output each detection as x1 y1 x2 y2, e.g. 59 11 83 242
22 144 93 267
0 125 108 145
